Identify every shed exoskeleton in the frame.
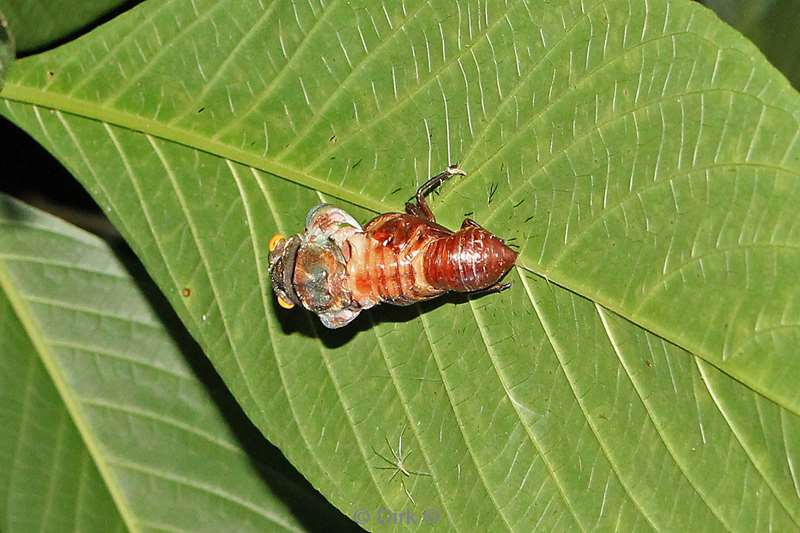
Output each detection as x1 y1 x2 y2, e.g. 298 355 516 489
268 166 517 328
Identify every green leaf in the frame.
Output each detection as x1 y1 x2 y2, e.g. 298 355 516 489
2 0 800 530
0 193 354 532
703 0 800 89
0 0 129 53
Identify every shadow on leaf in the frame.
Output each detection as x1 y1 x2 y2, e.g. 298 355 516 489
274 287 504 350
114 242 362 533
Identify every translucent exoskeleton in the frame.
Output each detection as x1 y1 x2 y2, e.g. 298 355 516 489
268 166 517 328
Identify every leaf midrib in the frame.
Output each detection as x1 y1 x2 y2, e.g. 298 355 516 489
0 256 139 533
2 82 796 420
0 83 392 213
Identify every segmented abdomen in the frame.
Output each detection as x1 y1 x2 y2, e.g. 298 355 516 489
423 227 517 292
347 236 434 306
348 214 516 307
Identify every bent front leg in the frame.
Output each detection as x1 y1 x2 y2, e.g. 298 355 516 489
412 165 466 221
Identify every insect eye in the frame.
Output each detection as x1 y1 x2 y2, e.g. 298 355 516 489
269 234 285 252
277 295 295 309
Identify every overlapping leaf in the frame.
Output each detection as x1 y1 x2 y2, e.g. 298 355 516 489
703 0 800 89
2 0 799 530
0 193 353 532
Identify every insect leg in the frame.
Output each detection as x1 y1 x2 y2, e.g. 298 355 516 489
468 282 512 297
414 165 467 221
461 218 514 246
460 218 482 230
401 477 416 505
405 201 426 218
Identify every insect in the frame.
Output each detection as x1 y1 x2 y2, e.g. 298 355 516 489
372 425 430 504
268 165 517 328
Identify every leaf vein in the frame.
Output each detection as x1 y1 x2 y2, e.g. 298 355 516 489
594 303 733 532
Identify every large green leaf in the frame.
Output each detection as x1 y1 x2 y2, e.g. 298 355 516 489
0 193 354 531
2 0 800 530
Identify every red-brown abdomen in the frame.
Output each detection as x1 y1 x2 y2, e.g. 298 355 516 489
348 213 446 306
349 240 417 305
423 227 517 292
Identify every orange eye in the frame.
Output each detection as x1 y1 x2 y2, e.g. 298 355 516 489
277 295 295 309
269 234 285 252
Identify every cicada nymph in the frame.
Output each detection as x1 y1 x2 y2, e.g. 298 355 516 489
268 166 517 328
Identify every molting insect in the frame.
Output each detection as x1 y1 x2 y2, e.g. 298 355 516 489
268 165 517 328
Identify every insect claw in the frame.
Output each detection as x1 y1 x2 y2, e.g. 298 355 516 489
461 218 482 230
468 282 512 298
414 166 468 220
446 163 467 177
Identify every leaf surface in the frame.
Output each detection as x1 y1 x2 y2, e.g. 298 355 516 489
2 0 800 530
0 193 353 532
